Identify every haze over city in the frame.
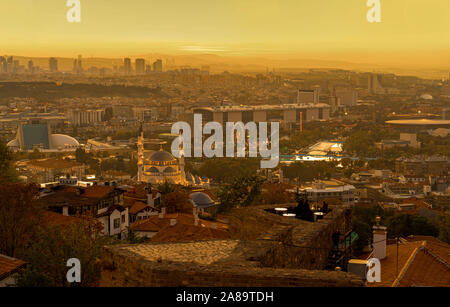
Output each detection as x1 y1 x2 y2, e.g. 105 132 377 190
2 0 450 77
0 0 449 293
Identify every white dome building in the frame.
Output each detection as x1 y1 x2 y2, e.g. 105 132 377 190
50 134 80 150
7 120 79 152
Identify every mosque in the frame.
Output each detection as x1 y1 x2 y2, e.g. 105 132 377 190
136 126 209 187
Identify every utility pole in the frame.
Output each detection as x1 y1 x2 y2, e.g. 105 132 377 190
396 237 399 277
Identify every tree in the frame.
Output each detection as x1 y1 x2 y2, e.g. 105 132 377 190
0 183 44 257
437 214 450 244
281 161 336 181
344 130 376 156
217 175 264 213
16 216 106 287
163 191 192 214
386 214 439 239
261 184 294 205
157 181 177 196
196 158 260 184
352 219 372 251
0 140 18 183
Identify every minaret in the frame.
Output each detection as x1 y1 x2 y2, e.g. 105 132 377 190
179 132 186 185
137 123 144 183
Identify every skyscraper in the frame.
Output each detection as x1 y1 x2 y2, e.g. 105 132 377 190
73 59 78 73
124 58 132 75
135 58 145 75
152 59 163 73
49 57 58 72
77 55 82 73
0 57 6 73
297 86 320 104
368 73 384 94
28 60 34 73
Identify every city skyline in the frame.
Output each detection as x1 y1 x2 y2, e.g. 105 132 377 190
1 0 450 70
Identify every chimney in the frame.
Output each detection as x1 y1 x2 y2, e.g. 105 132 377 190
347 259 368 280
193 206 199 219
372 216 387 260
62 206 69 216
159 207 166 219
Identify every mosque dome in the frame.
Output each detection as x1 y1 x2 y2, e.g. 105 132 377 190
189 192 216 208
149 150 176 163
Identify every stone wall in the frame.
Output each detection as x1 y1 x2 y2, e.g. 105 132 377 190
100 204 362 287
101 244 363 287
256 205 352 270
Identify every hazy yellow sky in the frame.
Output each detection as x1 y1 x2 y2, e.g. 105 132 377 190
1 0 449 68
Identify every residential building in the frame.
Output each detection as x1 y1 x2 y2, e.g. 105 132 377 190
41 185 129 238
26 159 86 183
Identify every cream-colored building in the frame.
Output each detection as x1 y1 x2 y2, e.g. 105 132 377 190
136 126 209 187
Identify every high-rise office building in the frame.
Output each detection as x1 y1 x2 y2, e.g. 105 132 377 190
335 88 358 106
28 60 34 73
73 55 83 74
49 57 58 72
152 59 163 72
297 86 320 104
368 73 384 94
73 59 78 73
77 55 82 72
0 57 6 73
124 58 132 75
135 58 145 75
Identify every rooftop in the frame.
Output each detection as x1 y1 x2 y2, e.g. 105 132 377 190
386 119 450 126
364 237 450 287
0 254 26 281
27 158 84 169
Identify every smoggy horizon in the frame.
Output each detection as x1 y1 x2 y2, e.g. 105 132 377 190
2 0 450 72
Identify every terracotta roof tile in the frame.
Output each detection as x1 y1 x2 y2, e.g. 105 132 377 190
367 238 450 287
43 211 83 227
0 254 26 280
398 249 450 287
130 213 228 233
129 202 150 215
82 186 115 199
151 223 229 243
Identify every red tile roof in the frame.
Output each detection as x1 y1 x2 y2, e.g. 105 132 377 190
82 186 115 199
0 254 26 281
43 211 83 227
397 248 450 287
129 202 150 215
151 223 229 243
130 213 228 234
366 237 450 287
